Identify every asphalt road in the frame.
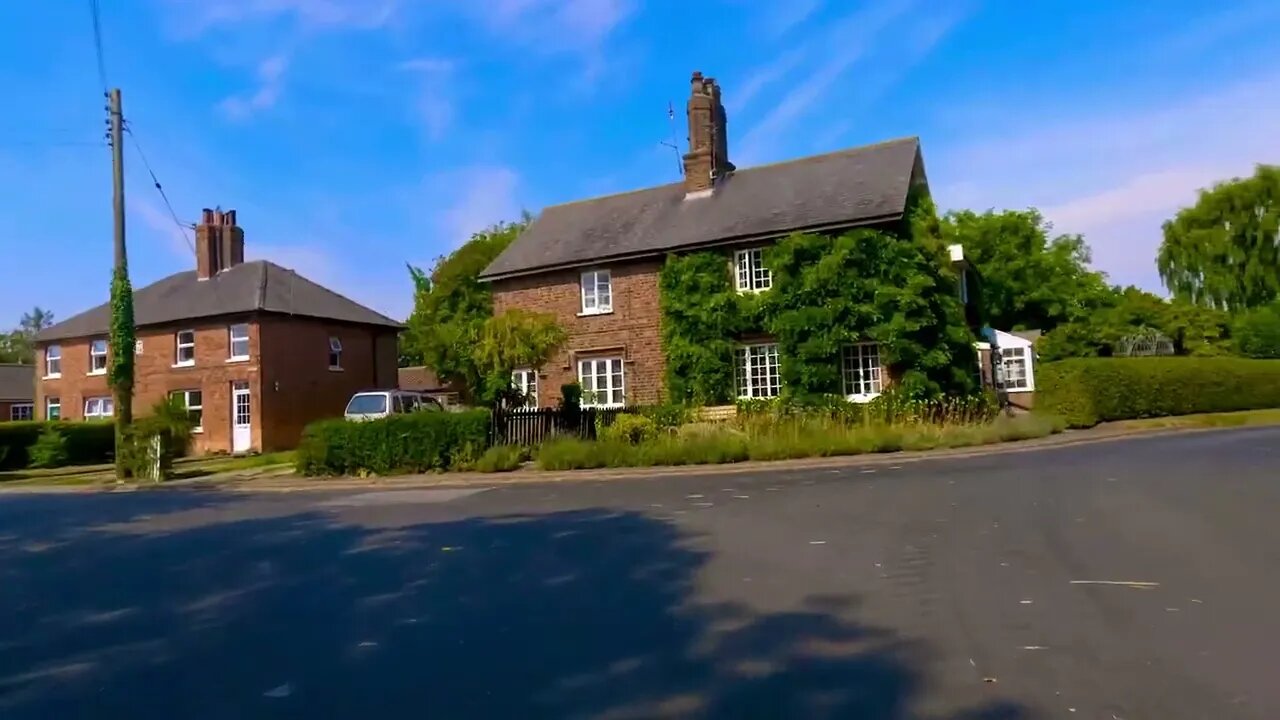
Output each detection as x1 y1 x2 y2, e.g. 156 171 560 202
2 426 1278 719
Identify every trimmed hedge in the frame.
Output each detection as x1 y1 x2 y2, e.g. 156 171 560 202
296 409 490 476
0 421 116 470
1038 357 1280 427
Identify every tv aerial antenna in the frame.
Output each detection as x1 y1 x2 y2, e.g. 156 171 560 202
658 101 682 177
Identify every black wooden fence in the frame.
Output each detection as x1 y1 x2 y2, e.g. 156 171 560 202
489 407 626 446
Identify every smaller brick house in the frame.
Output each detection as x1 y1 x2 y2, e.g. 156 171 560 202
480 71 974 408
0 364 35 422
33 209 401 453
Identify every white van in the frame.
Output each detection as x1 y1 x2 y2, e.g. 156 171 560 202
344 390 442 421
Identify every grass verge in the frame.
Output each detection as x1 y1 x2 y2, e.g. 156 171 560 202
535 413 1066 472
1106 408 1280 431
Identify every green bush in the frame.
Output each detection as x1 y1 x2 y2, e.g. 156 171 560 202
1038 357 1280 427
0 421 116 470
598 414 658 444
1233 303 1280 358
28 427 69 469
296 409 490 476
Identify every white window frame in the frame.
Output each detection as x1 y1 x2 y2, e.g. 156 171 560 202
842 342 883 402
735 343 781 399
44 345 62 378
228 323 250 361
328 336 343 370
579 269 613 315
88 339 108 375
997 346 1034 391
171 389 204 433
45 396 60 421
578 357 624 408
511 368 538 408
175 329 196 367
10 403 33 422
734 248 772 293
84 396 114 420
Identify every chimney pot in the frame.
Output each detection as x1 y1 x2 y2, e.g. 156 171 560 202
195 206 245 279
682 70 734 197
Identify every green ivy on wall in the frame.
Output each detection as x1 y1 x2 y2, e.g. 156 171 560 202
658 196 978 405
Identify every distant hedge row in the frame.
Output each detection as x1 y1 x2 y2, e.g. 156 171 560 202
296 410 490 476
0 421 116 470
1037 357 1280 427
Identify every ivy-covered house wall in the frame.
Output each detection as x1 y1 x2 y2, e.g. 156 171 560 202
659 195 980 406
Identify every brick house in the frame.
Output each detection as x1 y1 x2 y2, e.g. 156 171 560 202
480 71 972 408
33 209 401 453
0 364 35 422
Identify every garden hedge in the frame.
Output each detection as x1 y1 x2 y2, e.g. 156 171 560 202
295 409 490 476
1037 357 1280 427
0 421 116 470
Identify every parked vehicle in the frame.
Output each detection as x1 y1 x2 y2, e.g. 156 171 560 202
344 390 441 421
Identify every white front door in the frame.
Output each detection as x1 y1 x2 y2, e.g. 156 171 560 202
231 381 252 453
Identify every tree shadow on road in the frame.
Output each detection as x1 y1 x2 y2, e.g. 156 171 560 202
0 500 1035 719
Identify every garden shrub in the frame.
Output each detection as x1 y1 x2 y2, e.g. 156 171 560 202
598 414 658 444
28 427 69 469
0 421 115 470
1233 302 1280 358
296 409 490 476
1038 357 1280 427
472 445 525 473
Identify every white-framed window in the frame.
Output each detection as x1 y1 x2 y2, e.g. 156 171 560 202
170 389 204 432
229 323 250 360
578 357 624 407
84 396 114 420
44 345 61 378
842 343 883 401
10 403 33 422
998 347 1032 391
89 339 108 375
580 269 612 315
511 368 538 408
45 396 60 421
328 337 343 370
735 343 781 399
175 329 196 366
734 248 772 292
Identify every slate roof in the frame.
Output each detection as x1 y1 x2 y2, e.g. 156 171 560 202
481 136 923 279
0 364 34 402
37 260 401 342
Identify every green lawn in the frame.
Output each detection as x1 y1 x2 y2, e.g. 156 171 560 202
0 451 296 486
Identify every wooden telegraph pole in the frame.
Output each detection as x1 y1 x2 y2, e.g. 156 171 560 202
107 88 135 479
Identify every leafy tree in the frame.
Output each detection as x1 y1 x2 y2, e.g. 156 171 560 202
474 309 567 406
939 209 1111 331
1038 287 1231 360
1232 301 1280 358
403 219 527 401
0 306 55 364
1158 164 1280 311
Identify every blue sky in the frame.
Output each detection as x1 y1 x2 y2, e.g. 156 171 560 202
2 0 1278 325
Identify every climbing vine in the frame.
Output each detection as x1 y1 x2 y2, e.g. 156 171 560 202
658 195 978 405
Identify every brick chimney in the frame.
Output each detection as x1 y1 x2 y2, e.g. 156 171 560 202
195 208 245 280
683 71 734 197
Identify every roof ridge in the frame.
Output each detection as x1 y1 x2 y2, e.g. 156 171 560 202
534 136 920 214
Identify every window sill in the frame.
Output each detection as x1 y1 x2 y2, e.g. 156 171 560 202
846 393 881 404
226 357 250 364
172 362 196 369
577 310 614 317
191 428 204 434
42 374 62 380
328 367 344 372
735 287 771 295
87 370 106 377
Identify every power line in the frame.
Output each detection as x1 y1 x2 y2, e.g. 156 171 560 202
88 0 109 92
123 121 196 255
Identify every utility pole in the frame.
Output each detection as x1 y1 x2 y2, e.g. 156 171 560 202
107 88 135 479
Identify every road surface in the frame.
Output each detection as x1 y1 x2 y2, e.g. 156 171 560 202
2 426 1278 719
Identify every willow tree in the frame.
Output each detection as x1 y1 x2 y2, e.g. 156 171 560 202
1158 165 1280 311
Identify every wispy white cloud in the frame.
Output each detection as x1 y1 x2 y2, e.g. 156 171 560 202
218 54 289 121
481 0 633 51
760 0 824 38
398 56 457 140
736 0 957 165
726 47 807 115
933 72 1280 290
166 0 400 36
426 165 523 249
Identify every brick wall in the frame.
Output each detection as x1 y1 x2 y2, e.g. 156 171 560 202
35 319 263 453
258 317 399 450
491 260 666 406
